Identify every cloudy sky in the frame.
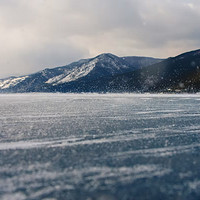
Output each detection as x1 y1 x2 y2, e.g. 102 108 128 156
0 0 200 78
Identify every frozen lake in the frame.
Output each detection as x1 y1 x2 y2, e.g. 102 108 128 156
0 93 200 200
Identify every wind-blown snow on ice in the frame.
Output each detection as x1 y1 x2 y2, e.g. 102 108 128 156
0 93 200 200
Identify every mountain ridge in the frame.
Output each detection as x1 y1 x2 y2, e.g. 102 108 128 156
0 54 163 92
1 49 200 93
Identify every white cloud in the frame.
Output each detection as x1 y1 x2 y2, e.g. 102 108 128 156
0 0 200 78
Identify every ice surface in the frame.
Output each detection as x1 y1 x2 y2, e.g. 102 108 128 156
0 93 200 200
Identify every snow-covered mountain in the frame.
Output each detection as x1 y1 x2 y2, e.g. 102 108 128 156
0 76 28 90
2 49 200 93
0 53 162 92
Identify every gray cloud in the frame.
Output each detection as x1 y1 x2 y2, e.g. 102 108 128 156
0 0 200 78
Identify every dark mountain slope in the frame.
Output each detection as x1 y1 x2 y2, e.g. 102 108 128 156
122 56 164 69
102 49 200 92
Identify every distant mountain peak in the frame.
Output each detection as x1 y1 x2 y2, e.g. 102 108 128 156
0 52 165 92
96 53 117 58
